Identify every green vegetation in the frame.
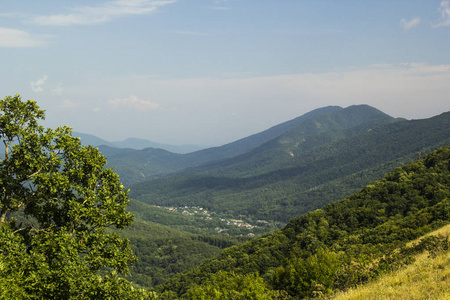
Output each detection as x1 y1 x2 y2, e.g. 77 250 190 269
100 106 350 187
131 108 450 224
0 95 153 299
3 95 450 299
330 224 450 300
127 199 278 236
117 217 249 288
157 146 450 298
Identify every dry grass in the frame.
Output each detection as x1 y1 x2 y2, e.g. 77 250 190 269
329 224 450 300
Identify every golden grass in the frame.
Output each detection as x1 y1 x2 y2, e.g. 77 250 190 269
329 224 450 300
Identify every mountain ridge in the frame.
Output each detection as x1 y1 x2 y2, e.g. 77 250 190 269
130 109 450 223
97 105 356 186
72 132 206 154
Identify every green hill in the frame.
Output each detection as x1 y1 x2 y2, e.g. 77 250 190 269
130 110 450 224
99 146 193 187
99 106 347 187
156 146 450 298
186 105 398 177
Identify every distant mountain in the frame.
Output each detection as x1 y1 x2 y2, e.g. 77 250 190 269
72 132 206 154
111 138 205 154
186 104 400 177
70 132 116 148
130 108 450 223
98 145 194 187
182 105 344 165
100 106 351 186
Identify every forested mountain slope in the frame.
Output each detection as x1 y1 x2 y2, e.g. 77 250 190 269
99 106 359 187
182 104 399 177
99 146 192 187
157 146 450 299
181 105 344 165
131 111 450 223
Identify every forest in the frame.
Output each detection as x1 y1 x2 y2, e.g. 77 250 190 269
157 146 450 298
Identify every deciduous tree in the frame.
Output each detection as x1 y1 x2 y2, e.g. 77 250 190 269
0 95 154 299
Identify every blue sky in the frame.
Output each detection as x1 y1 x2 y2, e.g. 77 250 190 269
1 0 450 146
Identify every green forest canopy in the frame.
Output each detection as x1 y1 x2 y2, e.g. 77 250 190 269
158 146 450 299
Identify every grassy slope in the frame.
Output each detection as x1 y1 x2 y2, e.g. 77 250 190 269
330 224 450 300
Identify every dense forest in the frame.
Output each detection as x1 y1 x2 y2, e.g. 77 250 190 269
157 146 450 298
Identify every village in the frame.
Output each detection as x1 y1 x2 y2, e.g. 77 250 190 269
150 204 258 230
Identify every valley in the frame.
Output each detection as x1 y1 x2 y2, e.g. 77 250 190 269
86 104 450 294
4 99 449 298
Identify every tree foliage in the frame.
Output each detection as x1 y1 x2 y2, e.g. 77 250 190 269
186 271 280 300
159 146 450 298
0 95 154 299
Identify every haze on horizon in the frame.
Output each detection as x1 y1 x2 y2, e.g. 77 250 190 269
1 0 450 146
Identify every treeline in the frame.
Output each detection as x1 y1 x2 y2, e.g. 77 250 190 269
156 146 450 298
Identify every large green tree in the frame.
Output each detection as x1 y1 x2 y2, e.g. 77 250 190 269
0 95 155 299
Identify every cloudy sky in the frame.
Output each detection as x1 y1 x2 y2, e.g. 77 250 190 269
1 1 450 146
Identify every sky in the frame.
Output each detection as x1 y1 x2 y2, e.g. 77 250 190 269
1 0 450 146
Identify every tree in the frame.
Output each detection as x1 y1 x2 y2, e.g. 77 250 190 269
0 95 155 299
186 271 280 300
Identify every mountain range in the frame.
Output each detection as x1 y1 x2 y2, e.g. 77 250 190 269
74 104 450 292
72 132 206 154
124 105 450 224
72 104 450 225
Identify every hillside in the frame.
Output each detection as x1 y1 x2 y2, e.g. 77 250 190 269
329 224 450 300
180 104 398 177
98 106 349 187
156 146 450 298
99 146 193 187
181 105 345 166
130 110 450 224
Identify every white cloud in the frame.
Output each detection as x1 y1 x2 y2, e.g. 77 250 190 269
51 84 64 96
434 0 450 28
108 95 159 110
0 27 48 47
30 75 49 92
47 63 450 145
400 17 420 30
31 0 176 26
61 99 77 108
95 63 450 121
